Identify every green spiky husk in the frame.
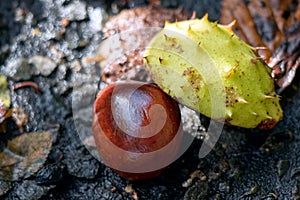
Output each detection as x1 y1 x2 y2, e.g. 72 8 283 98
144 15 282 129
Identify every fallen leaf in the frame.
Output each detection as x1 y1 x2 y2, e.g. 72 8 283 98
221 0 300 92
0 132 52 181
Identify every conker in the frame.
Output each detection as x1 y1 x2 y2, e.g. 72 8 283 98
92 81 182 181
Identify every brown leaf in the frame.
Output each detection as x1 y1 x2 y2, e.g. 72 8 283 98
247 0 285 51
221 0 265 47
221 0 300 92
99 6 190 84
0 132 52 181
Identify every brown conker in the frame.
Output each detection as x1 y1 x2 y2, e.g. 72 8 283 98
92 81 182 181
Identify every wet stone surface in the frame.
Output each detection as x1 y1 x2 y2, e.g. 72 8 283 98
0 0 299 199
6 180 54 200
0 180 12 196
35 163 66 186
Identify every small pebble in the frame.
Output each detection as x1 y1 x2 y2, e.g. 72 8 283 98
277 160 290 178
88 7 108 32
29 55 57 76
62 1 87 21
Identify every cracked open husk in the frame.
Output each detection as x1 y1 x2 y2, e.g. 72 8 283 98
144 15 282 129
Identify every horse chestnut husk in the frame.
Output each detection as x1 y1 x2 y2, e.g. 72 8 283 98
92 81 182 181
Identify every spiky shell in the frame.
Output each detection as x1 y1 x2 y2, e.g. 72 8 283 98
144 15 282 129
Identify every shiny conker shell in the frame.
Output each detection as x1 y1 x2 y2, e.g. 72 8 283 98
92 81 182 181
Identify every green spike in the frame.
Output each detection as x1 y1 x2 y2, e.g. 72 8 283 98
264 95 276 99
251 112 258 116
237 97 249 104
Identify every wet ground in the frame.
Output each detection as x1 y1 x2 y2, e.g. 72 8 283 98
0 0 300 199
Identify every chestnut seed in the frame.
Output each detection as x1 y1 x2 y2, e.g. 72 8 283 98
92 81 182 181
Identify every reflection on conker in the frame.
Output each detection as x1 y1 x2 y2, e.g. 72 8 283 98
92 81 182 181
